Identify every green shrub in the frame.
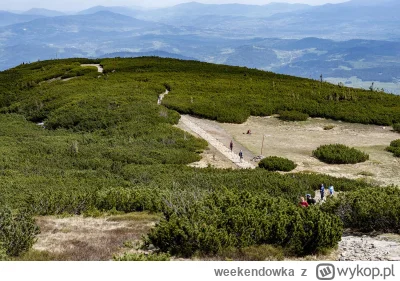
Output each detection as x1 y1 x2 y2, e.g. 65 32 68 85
390 139 400 147
393 123 400 133
313 144 369 164
0 244 9 261
279 110 309 122
0 206 40 257
113 252 170 261
258 156 297 172
60 66 98 79
147 190 343 257
321 187 400 233
386 139 400 157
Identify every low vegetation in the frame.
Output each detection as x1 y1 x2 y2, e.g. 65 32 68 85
216 244 284 261
0 206 40 257
321 187 400 233
113 252 170 261
0 57 399 260
258 156 297 172
386 139 400 157
313 144 369 164
278 110 309 121
0 244 9 261
146 189 343 257
393 123 400 133
323 125 335 130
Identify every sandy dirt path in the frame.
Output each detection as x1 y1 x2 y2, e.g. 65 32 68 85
158 89 169 105
179 115 255 169
159 90 252 169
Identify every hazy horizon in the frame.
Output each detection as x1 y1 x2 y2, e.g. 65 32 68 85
2 0 349 12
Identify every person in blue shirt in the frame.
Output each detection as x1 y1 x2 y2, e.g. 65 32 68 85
329 185 334 197
320 184 325 201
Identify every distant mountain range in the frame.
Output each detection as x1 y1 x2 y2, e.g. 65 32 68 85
0 11 44 26
0 0 399 93
23 8 65 17
100 51 196 61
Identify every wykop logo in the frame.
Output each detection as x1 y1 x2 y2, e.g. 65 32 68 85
317 264 336 280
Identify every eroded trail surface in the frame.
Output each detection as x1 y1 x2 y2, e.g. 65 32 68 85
179 115 256 169
339 234 400 261
158 89 169 105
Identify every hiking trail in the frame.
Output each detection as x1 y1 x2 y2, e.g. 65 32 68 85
158 89 169 105
179 115 255 169
157 89 255 169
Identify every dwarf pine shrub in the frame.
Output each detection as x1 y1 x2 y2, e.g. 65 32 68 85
258 156 297 172
393 123 400 133
321 187 400 233
147 190 343 257
0 207 40 257
386 139 400 157
313 144 369 164
0 244 9 261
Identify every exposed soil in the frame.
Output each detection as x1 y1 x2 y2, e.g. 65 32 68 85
339 234 400 261
33 213 159 261
178 115 399 186
179 115 255 169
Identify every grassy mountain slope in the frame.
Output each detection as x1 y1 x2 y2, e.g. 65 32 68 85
1 57 399 259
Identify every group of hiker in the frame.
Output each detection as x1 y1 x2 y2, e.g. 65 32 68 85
299 184 335 207
229 140 244 162
229 139 335 208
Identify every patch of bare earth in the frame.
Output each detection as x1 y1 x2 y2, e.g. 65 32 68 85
176 115 255 169
33 212 159 261
214 116 399 186
339 233 400 261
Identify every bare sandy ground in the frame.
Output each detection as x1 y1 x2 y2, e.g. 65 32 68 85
179 115 255 169
180 115 399 186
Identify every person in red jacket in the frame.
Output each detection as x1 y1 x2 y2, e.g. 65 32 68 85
299 197 309 208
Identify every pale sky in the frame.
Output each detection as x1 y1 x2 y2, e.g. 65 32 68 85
2 0 349 12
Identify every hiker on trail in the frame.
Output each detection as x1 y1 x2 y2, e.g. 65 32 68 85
299 197 309 208
320 184 325 201
230 140 233 151
306 194 316 205
247 129 252 135
329 185 334 197
239 150 243 162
